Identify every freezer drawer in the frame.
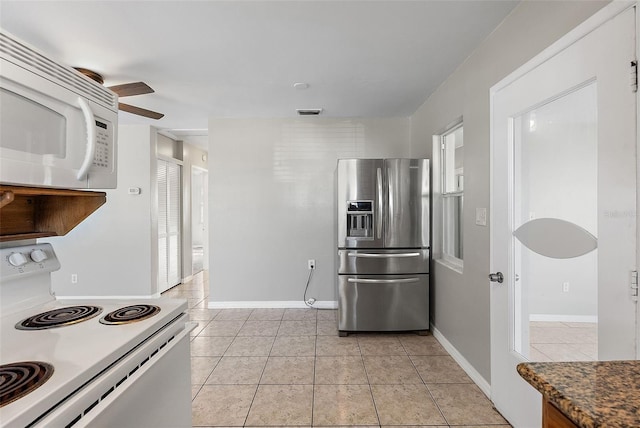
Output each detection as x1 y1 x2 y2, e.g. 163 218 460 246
338 274 429 332
338 249 429 275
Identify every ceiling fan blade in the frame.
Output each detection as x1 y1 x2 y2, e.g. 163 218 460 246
109 82 154 97
118 102 164 120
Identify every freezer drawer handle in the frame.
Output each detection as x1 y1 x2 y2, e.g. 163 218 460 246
347 252 421 258
347 277 420 284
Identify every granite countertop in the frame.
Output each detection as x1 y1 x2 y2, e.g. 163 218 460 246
517 360 640 428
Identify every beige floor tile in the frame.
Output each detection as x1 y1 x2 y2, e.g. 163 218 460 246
531 343 593 362
358 336 406 355
260 356 315 384
214 308 254 320
528 346 552 362
564 322 597 329
313 384 379 426
270 335 316 357
371 384 446 425
363 355 422 384
192 384 257 426
188 308 219 321
283 308 317 321
225 336 275 356
249 308 285 321
245 385 313 426
206 356 267 384
190 321 208 337
316 336 361 356
399 335 449 356
190 336 234 357
200 320 245 336
529 321 567 328
278 320 317 336
238 320 281 336
529 327 569 344
315 356 368 384
427 383 508 425
317 320 338 336
572 342 598 360
191 356 221 384
410 355 472 384
317 309 338 321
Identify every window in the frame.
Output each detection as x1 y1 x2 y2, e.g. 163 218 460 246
441 124 463 265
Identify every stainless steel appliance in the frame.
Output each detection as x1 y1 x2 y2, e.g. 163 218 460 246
0 30 118 189
0 243 195 427
337 158 430 335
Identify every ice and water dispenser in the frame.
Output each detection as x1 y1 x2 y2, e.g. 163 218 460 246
346 201 374 239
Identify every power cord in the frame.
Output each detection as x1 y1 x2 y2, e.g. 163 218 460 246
303 267 316 307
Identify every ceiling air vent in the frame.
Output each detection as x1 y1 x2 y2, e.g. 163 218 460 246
296 108 323 116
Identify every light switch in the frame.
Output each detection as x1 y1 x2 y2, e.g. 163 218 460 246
475 208 487 226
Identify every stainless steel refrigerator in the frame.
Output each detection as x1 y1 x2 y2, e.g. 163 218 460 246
337 158 430 335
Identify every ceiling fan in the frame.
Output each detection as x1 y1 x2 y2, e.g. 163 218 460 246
74 68 164 120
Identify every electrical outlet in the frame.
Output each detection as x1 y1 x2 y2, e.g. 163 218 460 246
308 259 316 269
562 282 570 292
71 274 78 284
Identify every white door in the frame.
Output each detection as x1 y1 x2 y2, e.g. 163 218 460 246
490 5 637 426
158 159 182 293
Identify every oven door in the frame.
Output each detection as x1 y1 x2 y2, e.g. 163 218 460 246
32 316 195 428
0 59 117 189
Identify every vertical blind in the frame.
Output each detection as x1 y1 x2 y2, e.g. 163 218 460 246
157 159 181 292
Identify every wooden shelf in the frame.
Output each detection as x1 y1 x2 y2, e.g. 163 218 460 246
0 185 106 242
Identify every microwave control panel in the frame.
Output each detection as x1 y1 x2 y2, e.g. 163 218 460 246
92 119 113 171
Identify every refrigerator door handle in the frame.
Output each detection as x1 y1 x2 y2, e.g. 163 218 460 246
347 277 420 284
347 252 421 258
376 167 383 239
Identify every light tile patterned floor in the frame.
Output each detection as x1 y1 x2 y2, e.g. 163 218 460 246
164 272 511 427
529 321 598 362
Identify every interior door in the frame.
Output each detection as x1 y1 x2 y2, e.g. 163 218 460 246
490 6 637 426
158 159 182 293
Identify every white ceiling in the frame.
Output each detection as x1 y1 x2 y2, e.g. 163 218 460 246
0 1 518 148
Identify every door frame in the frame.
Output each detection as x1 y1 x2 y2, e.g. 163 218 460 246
488 0 639 411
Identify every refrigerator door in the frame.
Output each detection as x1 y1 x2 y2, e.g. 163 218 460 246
338 249 429 275
384 159 430 248
338 274 429 332
337 159 385 248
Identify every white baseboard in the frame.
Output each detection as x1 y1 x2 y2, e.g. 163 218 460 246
431 325 491 399
208 300 338 309
529 314 597 323
182 275 194 283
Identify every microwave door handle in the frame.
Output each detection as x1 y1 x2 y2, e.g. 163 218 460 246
76 97 96 181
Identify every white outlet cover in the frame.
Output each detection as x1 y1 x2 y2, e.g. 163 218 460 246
475 208 487 226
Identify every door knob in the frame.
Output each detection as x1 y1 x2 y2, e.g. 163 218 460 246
489 272 504 283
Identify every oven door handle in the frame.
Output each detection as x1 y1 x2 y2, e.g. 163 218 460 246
76 97 96 181
347 277 420 284
347 252 421 258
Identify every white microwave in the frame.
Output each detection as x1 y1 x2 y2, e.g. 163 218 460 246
0 30 118 189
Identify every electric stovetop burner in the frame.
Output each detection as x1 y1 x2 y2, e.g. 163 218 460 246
15 306 103 330
0 361 54 407
100 304 161 325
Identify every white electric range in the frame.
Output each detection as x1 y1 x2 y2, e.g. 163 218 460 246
0 243 194 427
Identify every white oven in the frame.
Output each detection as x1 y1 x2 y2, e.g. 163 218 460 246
0 30 118 189
0 244 194 427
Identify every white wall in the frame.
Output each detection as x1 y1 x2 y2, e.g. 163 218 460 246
208 117 410 305
409 1 608 383
46 125 158 298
